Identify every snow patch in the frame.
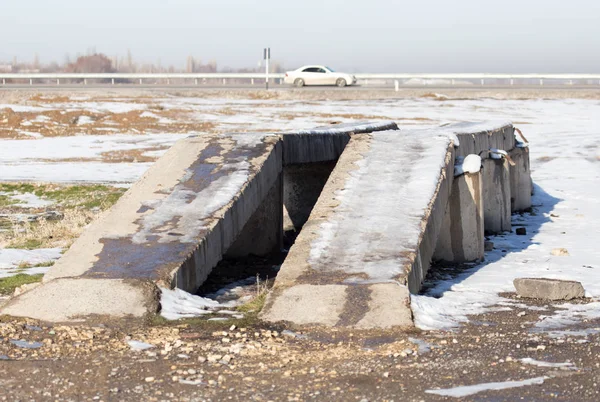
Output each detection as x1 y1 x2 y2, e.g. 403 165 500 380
160 288 221 320
426 377 547 398
454 154 482 176
520 358 576 369
0 248 63 278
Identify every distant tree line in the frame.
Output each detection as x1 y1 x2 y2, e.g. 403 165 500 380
1 51 286 75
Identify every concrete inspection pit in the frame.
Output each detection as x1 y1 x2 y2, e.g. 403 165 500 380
1 120 531 330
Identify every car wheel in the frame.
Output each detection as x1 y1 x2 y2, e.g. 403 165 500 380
294 78 305 88
336 78 347 87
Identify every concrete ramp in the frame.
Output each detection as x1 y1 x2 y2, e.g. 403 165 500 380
262 130 455 328
2 133 284 321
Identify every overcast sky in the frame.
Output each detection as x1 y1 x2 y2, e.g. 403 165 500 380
1 0 599 72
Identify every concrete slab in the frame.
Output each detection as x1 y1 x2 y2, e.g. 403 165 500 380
262 129 455 328
1 278 157 322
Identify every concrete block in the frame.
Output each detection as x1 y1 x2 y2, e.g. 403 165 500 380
514 278 585 301
434 171 485 263
509 146 532 212
482 158 511 234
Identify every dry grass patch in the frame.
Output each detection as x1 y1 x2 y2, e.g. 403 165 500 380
0 183 126 249
3 208 99 249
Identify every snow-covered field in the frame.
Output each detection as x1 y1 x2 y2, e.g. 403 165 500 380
1 94 599 333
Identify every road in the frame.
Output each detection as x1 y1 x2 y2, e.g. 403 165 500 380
0 83 597 91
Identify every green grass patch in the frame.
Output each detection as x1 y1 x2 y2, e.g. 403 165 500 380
0 183 126 211
0 183 37 194
0 274 43 295
7 238 44 250
36 184 126 209
0 194 18 208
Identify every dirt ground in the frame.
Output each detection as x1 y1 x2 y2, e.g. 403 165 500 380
1 294 599 401
1 87 600 401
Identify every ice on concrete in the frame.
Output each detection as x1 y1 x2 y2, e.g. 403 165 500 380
132 161 251 244
309 130 451 282
425 376 547 398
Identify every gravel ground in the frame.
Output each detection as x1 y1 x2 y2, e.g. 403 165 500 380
1 294 599 401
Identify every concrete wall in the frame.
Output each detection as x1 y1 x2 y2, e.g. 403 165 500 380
446 121 515 158
406 143 455 293
224 174 283 258
283 162 337 231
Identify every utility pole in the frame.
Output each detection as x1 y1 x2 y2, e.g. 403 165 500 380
264 47 271 90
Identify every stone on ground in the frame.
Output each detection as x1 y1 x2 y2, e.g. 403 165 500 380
513 278 585 301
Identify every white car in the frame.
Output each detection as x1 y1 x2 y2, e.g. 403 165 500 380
284 65 357 87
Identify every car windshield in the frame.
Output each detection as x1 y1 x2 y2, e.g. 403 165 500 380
325 66 335 72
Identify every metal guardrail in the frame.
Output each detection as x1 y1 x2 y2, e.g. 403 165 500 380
0 73 599 86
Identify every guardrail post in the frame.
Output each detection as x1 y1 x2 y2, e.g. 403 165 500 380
394 80 399 91
84 79 87 85
2 79 5 85
167 79 170 85
569 80 573 85
451 79 455 85
481 79 484 86
540 79 543 86
139 78 142 85
251 78 254 85
510 79 514 86
30 79 33 85
112 78 115 85
223 78 226 85
195 78 198 85
56 79 59 86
